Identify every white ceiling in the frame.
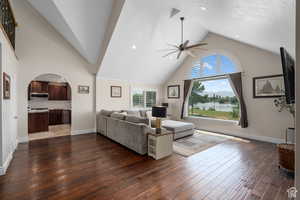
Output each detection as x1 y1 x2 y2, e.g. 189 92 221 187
28 0 115 66
98 0 295 84
27 0 295 84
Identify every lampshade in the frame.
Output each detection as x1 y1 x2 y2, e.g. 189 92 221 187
152 106 167 118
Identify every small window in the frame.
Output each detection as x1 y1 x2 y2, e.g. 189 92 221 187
188 78 240 121
132 89 157 109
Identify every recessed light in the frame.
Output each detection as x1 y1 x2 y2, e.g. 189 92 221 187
235 34 240 38
200 6 207 11
132 45 137 50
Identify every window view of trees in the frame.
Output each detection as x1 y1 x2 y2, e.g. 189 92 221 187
188 79 240 121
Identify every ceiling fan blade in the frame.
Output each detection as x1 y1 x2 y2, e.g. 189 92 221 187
157 48 178 52
186 50 196 57
167 43 179 49
162 50 179 58
185 43 208 50
177 51 183 59
183 40 190 48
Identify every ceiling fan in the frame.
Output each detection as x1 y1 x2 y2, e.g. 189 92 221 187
163 17 207 59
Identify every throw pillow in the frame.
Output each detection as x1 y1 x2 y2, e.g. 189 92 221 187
100 109 114 117
124 110 141 117
111 112 126 120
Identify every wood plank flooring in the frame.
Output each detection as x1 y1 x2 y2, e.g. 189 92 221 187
0 133 294 200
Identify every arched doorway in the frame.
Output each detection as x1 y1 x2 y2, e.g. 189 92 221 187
27 74 72 141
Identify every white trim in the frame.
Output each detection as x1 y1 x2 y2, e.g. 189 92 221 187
17 136 29 143
0 139 18 176
198 128 284 144
71 128 96 136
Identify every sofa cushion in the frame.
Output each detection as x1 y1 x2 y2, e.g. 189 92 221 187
123 110 141 117
111 112 126 120
139 110 148 118
125 115 148 125
100 109 114 117
162 120 195 132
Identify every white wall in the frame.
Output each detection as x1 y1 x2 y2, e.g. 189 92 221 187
0 29 19 173
96 78 163 112
12 0 96 141
164 33 294 143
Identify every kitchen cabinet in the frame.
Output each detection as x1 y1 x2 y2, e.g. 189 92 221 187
48 84 68 100
49 110 71 125
29 81 48 93
28 112 49 133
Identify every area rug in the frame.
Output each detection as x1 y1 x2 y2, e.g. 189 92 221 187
173 130 231 157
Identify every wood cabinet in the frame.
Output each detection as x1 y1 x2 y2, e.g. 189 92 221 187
49 110 71 125
29 81 48 93
48 84 70 100
28 112 49 133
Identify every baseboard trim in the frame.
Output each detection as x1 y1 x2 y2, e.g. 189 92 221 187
71 129 96 136
17 136 29 143
0 139 18 176
198 129 285 144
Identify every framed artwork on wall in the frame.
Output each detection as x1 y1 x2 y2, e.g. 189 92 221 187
168 85 180 99
3 72 11 99
78 85 90 94
111 86 122 98
253 74 285 98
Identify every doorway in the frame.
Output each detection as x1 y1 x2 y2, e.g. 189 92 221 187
27 74 72 141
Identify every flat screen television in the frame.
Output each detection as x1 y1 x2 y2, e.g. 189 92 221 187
280 47 295 104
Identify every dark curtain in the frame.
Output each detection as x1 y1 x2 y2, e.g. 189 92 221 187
228 73 248 128
181 80 192 119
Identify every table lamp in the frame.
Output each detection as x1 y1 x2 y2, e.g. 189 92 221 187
152 106 167 134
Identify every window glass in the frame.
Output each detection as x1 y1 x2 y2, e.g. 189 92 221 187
132 89 157 109
188 79 240 121
190 54 238 79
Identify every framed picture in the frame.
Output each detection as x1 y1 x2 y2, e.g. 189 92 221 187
168 85 180 99
3 72 11 99
111 86 122 98
78 85 90 94
253 74 285 98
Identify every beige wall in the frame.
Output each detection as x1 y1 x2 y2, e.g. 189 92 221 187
12 0 96 141
96 78 163 111
0 29 19 172
164 33 293 143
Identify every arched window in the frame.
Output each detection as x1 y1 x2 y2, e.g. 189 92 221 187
187 54 241 121
190 54 239 79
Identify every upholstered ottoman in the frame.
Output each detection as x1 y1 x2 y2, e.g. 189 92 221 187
162 120 195 140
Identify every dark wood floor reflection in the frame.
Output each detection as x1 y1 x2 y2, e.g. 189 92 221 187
0 134 294 200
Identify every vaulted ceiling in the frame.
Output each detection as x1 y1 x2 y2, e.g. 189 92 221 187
27 0 123 72
27 0 295 84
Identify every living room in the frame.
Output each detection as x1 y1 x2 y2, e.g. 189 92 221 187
0 0 298 199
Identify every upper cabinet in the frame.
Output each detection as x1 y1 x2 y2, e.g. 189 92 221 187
48 83 70 101
30 81 48 93
28 81 71 101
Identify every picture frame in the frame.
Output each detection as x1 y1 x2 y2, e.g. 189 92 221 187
168 85 180 99
78 85 90 94
3 72 11 99
111 86 122 98
253 74 285 98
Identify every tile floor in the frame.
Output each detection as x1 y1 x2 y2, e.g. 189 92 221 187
29 124 71 141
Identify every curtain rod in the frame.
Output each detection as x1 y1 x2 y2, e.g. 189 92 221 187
185 72 245 82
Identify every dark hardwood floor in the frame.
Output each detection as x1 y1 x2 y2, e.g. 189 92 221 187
0 133 294 200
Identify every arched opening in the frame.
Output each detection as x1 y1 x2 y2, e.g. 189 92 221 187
27 73 72 140
187 53 242 121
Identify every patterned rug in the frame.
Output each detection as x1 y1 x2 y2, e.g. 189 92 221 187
173 130 232 157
